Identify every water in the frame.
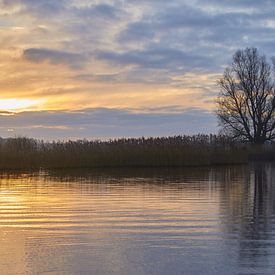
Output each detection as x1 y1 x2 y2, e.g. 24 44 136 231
0 165 275 275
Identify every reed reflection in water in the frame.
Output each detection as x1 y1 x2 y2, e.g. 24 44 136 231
0 165 275 274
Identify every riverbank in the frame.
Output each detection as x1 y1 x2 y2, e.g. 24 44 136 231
0 135 274 169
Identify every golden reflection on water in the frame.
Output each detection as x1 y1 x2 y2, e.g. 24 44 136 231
0 166 275 274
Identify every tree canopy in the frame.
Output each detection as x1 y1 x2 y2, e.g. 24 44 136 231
217 47 275 144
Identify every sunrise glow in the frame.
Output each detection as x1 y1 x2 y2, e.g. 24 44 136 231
0 99 45 112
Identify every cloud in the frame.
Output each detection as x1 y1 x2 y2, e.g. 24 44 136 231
1 0 67 16
195 0 273 10
73 4 122 20
0 108 217 140
118 21 156 42
96 44 215 71
74 73 121 82
115 1 275 74
23 48 86 68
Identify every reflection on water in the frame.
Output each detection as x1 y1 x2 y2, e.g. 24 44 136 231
0 165 275 274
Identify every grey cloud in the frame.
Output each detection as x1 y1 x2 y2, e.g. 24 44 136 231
118 68 173 84
118 21 156 42
7 0 275 77
0 108 217 140
114 0 275 77
73 4 122 20
2 0 67 15
96 44 215 71
195 0 274 9
119 3 254 42
23 48 86 68
24 0 66 13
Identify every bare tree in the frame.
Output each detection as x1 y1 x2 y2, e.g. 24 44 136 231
217 48 275 144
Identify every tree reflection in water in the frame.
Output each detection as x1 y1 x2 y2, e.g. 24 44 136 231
216 163 275 273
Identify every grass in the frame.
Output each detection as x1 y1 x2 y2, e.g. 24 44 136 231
0 135 273 169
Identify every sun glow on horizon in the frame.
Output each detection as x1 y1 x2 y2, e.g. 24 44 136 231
0 99 46 112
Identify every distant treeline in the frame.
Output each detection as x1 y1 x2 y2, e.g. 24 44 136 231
0 135 274 169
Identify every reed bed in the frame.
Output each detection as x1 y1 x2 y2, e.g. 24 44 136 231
0 135 273 169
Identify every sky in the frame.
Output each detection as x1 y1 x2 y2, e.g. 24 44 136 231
0 0 275 140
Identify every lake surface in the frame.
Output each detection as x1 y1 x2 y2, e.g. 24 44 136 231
1 165 275 274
